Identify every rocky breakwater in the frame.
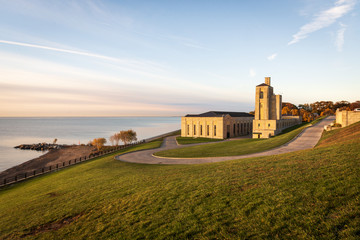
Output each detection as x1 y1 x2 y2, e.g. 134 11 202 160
14 143 67 151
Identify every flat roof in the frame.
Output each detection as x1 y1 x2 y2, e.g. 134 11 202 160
185 111 254 118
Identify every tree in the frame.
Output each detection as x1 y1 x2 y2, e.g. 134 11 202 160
118 130 137 145
291 109 299 116
109 135 115 146
281 106 290 116
91 138 107 151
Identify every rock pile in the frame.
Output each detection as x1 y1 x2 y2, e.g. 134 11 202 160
14 143 67 151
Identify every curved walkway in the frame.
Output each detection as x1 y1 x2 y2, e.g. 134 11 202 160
115 116 335 164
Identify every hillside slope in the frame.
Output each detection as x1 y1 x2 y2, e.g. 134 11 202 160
317 121 360 147
0 124 359 239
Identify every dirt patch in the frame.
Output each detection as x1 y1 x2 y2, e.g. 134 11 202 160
21 213 83 238
0 145 95 180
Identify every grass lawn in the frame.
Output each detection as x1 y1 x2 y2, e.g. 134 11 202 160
155 122 309 158
176 136 223 145
0 122 359 239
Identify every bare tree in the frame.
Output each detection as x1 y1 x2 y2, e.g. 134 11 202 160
118 130 137 145
109 135 115 146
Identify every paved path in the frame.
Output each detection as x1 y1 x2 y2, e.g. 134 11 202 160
115 116 335 165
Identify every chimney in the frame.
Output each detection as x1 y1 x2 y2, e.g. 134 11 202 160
265 77 271 86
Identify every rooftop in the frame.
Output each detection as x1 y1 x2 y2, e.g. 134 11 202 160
185 111 254 118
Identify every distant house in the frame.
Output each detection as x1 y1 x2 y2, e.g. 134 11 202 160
181 111 254 139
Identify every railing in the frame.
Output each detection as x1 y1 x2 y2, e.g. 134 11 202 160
0 140 145 188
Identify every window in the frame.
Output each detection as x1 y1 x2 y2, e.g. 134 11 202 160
214 125 216 136
194 125 196 135
260 91 264 99
200 125 203 135
268 123 270 128
237 123 240 134
187 125 189 135
233 124 236 134
258 123 260 127
207 125 209 136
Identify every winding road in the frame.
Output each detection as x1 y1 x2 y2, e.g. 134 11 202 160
115 116 335 164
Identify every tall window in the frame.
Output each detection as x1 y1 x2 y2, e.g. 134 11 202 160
237 123 240 134
260 91 264 99
233 124 236 134
207 125 209 136
200 125 203 135
187 125 189 135
214 125 216 136
194 125 196 135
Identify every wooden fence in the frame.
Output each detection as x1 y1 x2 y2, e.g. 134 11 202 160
0 140 145 188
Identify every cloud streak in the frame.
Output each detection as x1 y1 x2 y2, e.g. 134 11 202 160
288 0 355 45
267 53 278 61
335 23 347 51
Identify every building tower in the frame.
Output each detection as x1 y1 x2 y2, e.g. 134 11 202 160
252 77 282 138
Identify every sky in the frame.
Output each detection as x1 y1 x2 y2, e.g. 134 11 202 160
0 0 359 117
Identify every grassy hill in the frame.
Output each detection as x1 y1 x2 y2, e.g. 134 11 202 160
0 122 359 239
155 123 309 158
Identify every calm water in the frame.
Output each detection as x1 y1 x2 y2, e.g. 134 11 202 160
0 117 180 172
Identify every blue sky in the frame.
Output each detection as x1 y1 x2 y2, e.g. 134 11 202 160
0 0 359 116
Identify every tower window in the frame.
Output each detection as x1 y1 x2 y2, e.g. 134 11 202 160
260 91 264 99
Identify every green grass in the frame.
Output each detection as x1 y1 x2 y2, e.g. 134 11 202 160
176 136 223 145
155 123 308 158
1 123 359 239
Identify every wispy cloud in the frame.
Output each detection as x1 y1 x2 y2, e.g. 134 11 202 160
267 53 278 61
288 0 355 45
166 35 207 49
249 68 256 78
335 23 347 51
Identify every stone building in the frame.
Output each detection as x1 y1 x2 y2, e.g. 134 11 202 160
336 109 360 127
252 77 301 138
181 111 254 139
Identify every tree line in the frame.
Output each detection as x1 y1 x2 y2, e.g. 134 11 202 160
91 129 137 151
281 100 360 122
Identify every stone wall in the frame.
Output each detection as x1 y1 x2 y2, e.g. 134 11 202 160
336 109 360 127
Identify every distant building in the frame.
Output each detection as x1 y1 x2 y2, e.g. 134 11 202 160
252 77 301 138
181 111 254 139
181 76 301 139
336 109 360 127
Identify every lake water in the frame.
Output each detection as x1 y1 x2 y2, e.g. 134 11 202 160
0 117 180 172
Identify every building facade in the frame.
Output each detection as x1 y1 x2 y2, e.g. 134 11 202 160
336 109 360 127
181 111 254 139
252 77 301 138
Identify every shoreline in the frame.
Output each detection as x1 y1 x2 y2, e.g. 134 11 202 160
0 129 180 181
0 145 95 180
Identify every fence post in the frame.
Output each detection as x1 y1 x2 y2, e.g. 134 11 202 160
42 168 44 173
63 162 65 167
49 166 51 171
56 164 58 169
33 170 36 176
69 160 71 165
3 178 6 185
